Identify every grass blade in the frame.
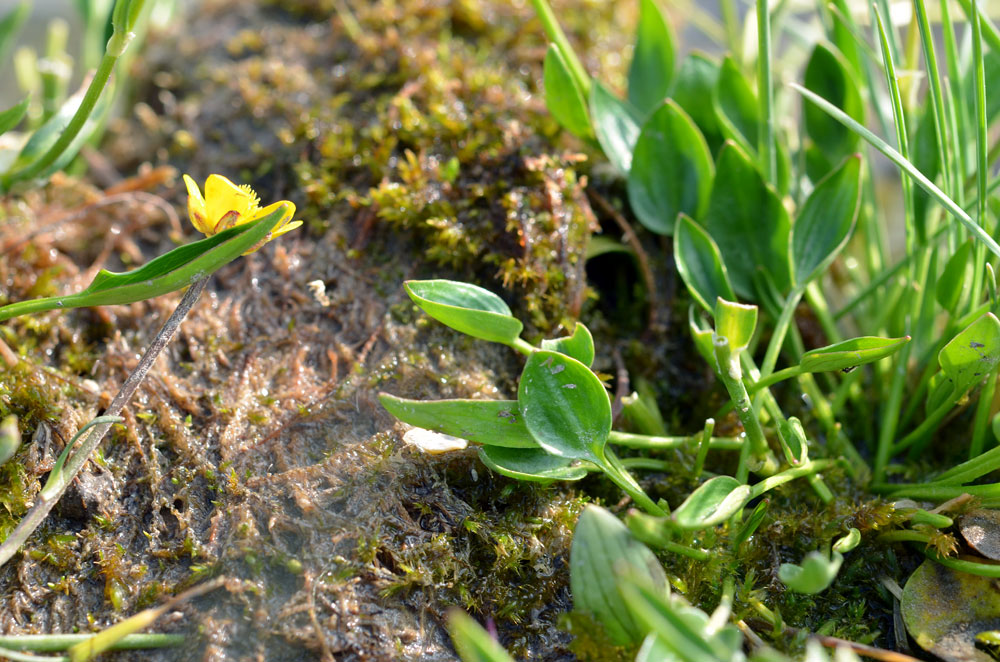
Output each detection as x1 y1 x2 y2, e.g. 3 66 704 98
791 84 1000 261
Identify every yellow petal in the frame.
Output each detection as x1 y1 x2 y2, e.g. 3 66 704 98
182 174 210 235
204 174 255 233
271 220 303 238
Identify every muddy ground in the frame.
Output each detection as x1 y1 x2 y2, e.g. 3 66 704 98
0 1 677 660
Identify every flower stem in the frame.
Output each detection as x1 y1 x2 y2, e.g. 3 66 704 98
0 278 208 569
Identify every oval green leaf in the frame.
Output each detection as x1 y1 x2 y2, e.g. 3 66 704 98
478 446 587 482
627 100 714 235
937 240 975 314
671 52 723 155
902 559 1000 662
939 312 1000 397
404 280 523 346
589 80 642 175
627 0 675 117
799 335 911 373
671 476 750 530
674 214 735 314
778 550 843 594
541 322 595 367
379 395 537 448
571 505 668 645
705 141 791 298
803 43 863 179
544 43 593 140
0 208 289 322
714 56 759 156
518 350 611 463
790 154 862 288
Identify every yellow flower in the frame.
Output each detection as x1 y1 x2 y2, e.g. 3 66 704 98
182 174 302 251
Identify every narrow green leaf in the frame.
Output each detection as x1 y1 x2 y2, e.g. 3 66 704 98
792 84 1000 261
776 416 808 465
833 528 861 553
790 154 861 288
802 43 863 178
544 43 593 140
478 446 587 482
704 141 791 298
571 505 668 645
714 56 759 156
378 395 537 448
714 298 757 355
518 350 611 463
627 100 714 235
627 0 675 117
674 214 735 314
620 583 722 661
0 209 287 322
0 1 29 65
939 312 1000 398
541 322 595 367
0 97 29 136
671 476 750 530
671 52 724 154
779 551 843 594
589 80 641 175
689 305 716 365
799 336 911 373
13 78 87 170
448 610 516 662
404 280 523 346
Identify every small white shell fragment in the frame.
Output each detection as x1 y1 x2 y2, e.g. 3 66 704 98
403 428 468 454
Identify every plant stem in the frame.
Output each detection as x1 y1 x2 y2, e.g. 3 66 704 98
970 368 998 459
714 337 777 480
0 278 208 569
692 418 715 477
748 459 835 500
601 448 666 516
760 286 804 378
0 634 183 652
510 338 536 356
756 0 776 185
608 430 741 451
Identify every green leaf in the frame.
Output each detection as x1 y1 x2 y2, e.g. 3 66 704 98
627 0 675 117
704 141 791 298
671 476 750 530
571 505 668 645
671 52 724 155
936 240 974 314
714 56 759 156
12 79 86 170
790 154 861 288
802 43 863 179
404 280 523 346
799 336 911 373
635 635 677 662
776 416 808 465
519 350 611 463
478 446 587 482
621 583 737 661
833 528 861 553
0 209 288 322
0 97 29 137
544 43 593 140
627 100 714 235
674 214 735 314
938 312 1000 398
0 1 29 65
589 80 642 175
448 610 516 662
688 305 716 365
541 322 595 367
778 551 843 594
378 395 538 448
714 298 757 354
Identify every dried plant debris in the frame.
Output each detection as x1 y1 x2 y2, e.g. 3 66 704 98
901 559 1000 662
